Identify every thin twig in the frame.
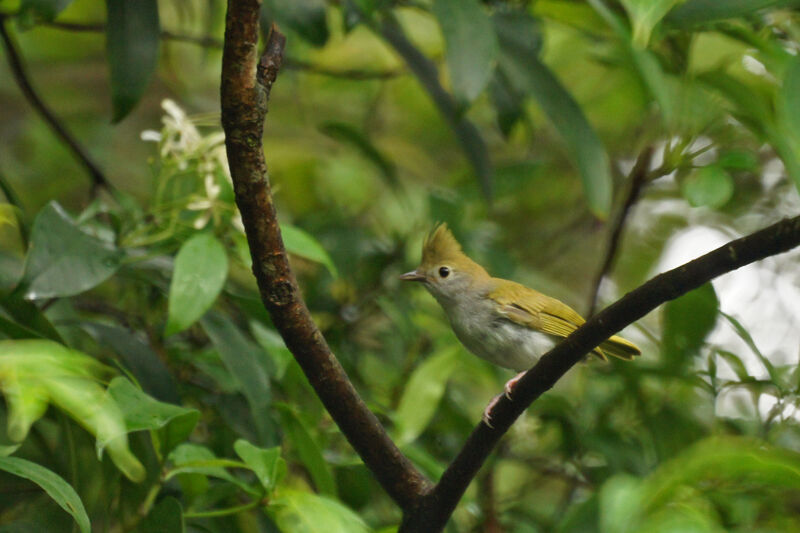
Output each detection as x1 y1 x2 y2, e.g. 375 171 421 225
0 15 109 193
220 3 430 511
401 213 800 532
587 146 654 316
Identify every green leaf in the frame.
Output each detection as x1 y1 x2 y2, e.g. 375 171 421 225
250 321 293 380
662 283 719 365
717 150 759 172
665 0 800 28
201 313 277 446
134 496 184 533
18 0 74 25
276 403 337 496
394 346 459 445
269 489 370 533
432 0 498 104
319 121 398 188
499 52 612 218
166 443 260 496
165 233 229 336
721 312 784 390
0 456 90 533
619 0 683 47
106 0 160 122
281 224 338 277
681 165 734 208
22 202 123 299
715 349 750 382
263 0 329 47
234 439 286 493
106 377 199 455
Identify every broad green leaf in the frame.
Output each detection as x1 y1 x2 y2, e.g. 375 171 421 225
165 233 228 336
106 0 160 122
319 121 398 188
83 322 179 404
22 202 123 299
201 313 277 446
106 377 199 455
18 0 73 25
234 439 286 492
0 339 145 482
166 443 259 496
499 51 612 218
780 56 800 187
432 0 498 104
662 283 719 366
269 489 370 533
276 403 336 496
489 71 524 138
263 0 329 47
665 0 800 28
134 496 184 533
599 474 645 533
281 224 338 277
717 150 759 171
0 293 63 342
0 456 90 533
620 0 683 47
681 165 734 208
394 347 459 445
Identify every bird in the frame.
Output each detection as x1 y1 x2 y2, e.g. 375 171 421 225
400 223 640 425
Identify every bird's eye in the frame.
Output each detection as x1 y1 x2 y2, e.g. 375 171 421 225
438 266 451 278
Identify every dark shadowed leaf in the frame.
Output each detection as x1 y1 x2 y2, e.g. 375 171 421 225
0 456 90 533
681 165 734 208
499 52 612 218
276 403 337 496
22 202 122 299
202 313 277 446
262 0 329 47
665 0 800 28
106 0 160 122
134 496 184 533
18 0 74 25
165 233 228 336
432 0 498 104
662 282 719 365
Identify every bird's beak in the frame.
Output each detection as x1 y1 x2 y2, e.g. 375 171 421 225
399 270 426 282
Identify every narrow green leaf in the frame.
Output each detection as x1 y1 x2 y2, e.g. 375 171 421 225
721 312 783 389
106 0 160 122
250 321 293 380
234 439 286 492
280 224 338 277
681 165 734 208
0 456 91 533
619 0 683 47
269 489 370 533
665 0 800 28
499 52 612 218
432 0 498 103
715 350 750 382
662 283 719 365
18 0 73 25
276 403 337 496
201 313 277 446
106 378 199 455
165 233 228 336
134 496 184 533
394 347 459 445
166 443 259 495
319 121 399 188
22 202 123 299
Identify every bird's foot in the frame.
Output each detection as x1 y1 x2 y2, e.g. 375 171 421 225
482 394 503 428
504 371 526 400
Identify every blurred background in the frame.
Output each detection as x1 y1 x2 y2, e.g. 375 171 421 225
2 0 800 531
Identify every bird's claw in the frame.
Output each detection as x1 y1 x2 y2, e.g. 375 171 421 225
504 371 526 400
482 394 502 428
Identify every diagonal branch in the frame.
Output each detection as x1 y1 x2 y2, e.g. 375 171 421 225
402 213 800 532
0 15 109 193
219 0 430 511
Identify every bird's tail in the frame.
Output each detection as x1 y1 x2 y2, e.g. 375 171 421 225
592 334 641 361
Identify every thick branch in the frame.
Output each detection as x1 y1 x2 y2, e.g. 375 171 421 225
587 146 654 315
0 15 109 192
220 1 430 510
401 213 800 532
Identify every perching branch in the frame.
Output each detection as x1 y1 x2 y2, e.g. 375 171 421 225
0 15 109 193
219 1 430 511
402 213 800 532
587 146 654 315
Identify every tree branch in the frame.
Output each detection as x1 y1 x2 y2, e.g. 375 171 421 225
587 146 654 315
401 213 800 532
219 1 430 511
0 14 109 193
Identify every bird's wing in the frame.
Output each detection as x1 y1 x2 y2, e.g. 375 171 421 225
488 281 586 338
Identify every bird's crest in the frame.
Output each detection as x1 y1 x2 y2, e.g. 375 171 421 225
421 224 465 267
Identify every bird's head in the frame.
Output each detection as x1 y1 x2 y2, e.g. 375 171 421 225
400 224 489 303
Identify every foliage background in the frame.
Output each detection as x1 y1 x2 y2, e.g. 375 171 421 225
2 0 800 531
